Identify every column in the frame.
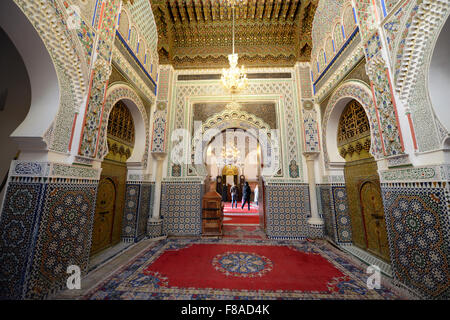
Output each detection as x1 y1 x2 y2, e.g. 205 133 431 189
147 152 166 238
304 152 323 226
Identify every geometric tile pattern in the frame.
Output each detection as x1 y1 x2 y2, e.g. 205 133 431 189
265 184 311 239
160 182 203 236
147 219 163 239
308 224 325 239
136 184 153 242
0 183 44 300
320 185 337 241
122 184 141 243
331 186 353 243
25 183 97 299
381 184 450 299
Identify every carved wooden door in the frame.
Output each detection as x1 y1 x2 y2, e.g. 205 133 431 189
91 177 117 256
360 181 390 262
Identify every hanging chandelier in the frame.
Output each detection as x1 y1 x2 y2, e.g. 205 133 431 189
221 144 240 165
221 0 248 94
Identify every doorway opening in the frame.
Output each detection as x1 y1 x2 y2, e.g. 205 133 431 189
204 128 266 240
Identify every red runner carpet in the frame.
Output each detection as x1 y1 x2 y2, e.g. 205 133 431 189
223 202 260 225
223 215 259 225
223 202 259 214
143 243 346 292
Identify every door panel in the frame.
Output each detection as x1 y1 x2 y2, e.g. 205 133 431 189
360 182 390 262
344 158 391 263
91 177 116 256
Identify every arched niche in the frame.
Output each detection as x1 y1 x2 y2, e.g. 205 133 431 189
322 81 382 168
428 17 450 133
118 8 130 39
0 27 31 203
394 4 449 152
0 1 88 156
98 84 150 168
0 1 60 151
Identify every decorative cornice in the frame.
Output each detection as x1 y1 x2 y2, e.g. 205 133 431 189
10 160 101 180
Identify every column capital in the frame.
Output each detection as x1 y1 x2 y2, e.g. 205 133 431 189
303 152 320 161
151 152 167 161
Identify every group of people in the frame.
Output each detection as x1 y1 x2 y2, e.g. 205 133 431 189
230 182 259 210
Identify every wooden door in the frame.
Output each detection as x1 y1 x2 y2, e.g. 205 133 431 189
90 177 117 256
360 181 390 262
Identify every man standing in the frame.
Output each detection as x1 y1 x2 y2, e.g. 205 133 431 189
230 183 238 208
221 183 228 202
254 185 259 206
241 182 252 211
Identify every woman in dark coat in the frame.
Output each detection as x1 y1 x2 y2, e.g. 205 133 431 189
241 182 252 211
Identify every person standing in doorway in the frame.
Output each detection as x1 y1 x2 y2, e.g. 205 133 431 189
241 182 252 211
230 183 238 208
254 185 259 206
221 183 228 202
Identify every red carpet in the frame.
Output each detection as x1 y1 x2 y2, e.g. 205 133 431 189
223 202 259 214
143 243 346 292
84 238 404 299
223 202 260 225
223 215 259 225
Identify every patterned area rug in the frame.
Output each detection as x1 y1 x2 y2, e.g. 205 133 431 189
83 238 403 300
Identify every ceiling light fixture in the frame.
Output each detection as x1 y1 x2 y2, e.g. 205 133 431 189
221 0 248 95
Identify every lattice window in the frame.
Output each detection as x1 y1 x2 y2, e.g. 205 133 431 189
337 100 370 147
107 100 135 145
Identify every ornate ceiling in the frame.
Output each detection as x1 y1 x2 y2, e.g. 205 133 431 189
149 0 319 68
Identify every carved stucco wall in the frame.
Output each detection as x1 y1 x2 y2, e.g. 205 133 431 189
166 73 304 180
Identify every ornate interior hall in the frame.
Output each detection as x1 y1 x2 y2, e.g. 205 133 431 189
0 0 449 301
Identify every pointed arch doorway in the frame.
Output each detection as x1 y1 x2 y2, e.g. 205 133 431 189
338 100 391 262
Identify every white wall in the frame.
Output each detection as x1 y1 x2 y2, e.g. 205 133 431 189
0 27 32 203
429 17 450 132
0 1 60 143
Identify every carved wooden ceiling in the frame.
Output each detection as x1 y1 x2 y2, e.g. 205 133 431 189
149 0 318 68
